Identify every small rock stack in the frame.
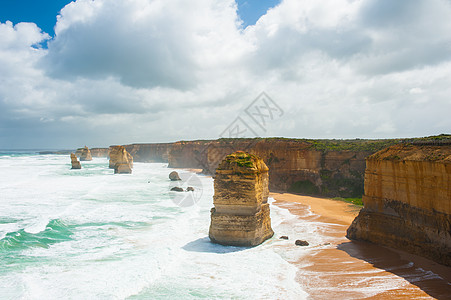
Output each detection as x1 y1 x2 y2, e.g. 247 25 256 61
70 153 81 169
79 146 93 161
209 151 274 246
109 145 133 174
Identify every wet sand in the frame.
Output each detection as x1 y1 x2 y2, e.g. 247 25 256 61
271 193 451 299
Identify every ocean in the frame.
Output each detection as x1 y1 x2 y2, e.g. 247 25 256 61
0 152 309 299
2 152 449 299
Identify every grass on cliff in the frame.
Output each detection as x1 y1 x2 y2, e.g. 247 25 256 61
332 197 363 206
225 152 256 168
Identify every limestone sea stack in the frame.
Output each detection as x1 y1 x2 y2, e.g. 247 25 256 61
108 145 133 174
209 151 274 246
70 153 81 169
79 146 93 161
347 143 451 266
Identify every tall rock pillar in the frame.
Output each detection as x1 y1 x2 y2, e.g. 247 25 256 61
209 151 274 246
109 145 133 174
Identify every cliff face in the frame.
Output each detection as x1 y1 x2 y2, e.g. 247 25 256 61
90 148 109 157
167 139 371 197
347 144 451 266
124 143 171 162
209 152 274 246
168 141 209 169
109 145 133 174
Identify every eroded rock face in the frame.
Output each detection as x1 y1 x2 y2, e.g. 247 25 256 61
108 145 133 174
209 152 274 246
70 153 81 169
347 144 451 266
78 146 93 161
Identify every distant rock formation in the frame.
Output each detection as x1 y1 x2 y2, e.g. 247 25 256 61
78 146 93 161
108 145 133 174
169 171 181 181
209 152 274 246
347 143 451 266
170 187 184 192
70 153 81 169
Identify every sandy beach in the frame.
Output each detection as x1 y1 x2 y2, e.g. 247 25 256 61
271 193 451 299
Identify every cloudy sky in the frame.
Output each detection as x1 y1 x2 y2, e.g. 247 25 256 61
1 0 450 149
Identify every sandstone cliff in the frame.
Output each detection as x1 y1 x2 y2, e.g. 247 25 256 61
70 153 81 169
124 143 171 162
167 139 388 198
109 145 133 174
209 152 274 246
347 143 451 266
90 148 109 157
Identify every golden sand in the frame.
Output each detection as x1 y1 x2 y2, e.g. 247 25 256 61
271 192 451 299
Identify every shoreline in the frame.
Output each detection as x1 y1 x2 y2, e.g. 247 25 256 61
271 192 451 299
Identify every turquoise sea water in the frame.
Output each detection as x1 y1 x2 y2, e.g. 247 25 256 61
0 152 309 299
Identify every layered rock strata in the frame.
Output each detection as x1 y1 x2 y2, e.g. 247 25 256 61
209 152 274 246
108 145 133 174
347 144 451 266
70 153 81 169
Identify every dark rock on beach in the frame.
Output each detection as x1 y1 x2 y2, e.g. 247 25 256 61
295 240 309 246
169 171 181 181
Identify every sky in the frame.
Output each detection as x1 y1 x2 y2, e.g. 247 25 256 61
0 0 450 149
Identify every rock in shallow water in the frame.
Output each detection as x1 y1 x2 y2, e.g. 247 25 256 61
169 171 181 181
70 153 81 169
209 151 274 247
109 145 133 174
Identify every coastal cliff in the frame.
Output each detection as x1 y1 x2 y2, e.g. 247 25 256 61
124 143 171 162
167 139 392 198
209 152 274 246
347 143 451 266
90 148 109 157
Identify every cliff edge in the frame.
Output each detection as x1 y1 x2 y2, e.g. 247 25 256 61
347 143 451 266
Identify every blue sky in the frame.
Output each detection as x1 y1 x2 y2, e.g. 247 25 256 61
0 0 280 36
1 0 450 149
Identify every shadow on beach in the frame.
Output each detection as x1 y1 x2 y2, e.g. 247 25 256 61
337 240 451 299
182 237 248 254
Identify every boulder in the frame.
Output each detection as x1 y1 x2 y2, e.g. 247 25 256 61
186 186 195 192
109 145 133 174
70 153 81 169
279 236 289 240
295 240 309 246
169 171 181 181
209 151 274 246
171 186 184 192
78 146 93 161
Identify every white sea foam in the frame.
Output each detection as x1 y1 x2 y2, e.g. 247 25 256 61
0 154 308 299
